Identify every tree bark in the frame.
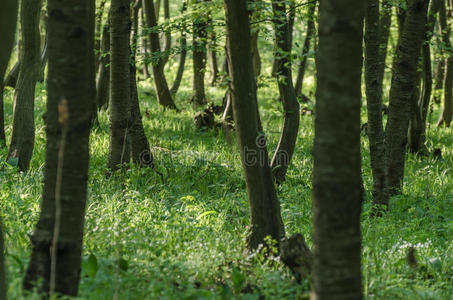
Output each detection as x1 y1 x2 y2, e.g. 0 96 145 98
95 0 107 73
22 0 95 295
294 2 316 98
385 0 429 196
270 0 300 185
170 1 188 94
192 0 209 107
139 8 151 79
159 0 172 67
437 0 453 127
250 29 261 78
224 0 284 250
7 0 43 172
365 0 388 208
376 0 392 93
130 0 153 168
143 0 178 110
208 27 219 86
312 0 364 298
433 53 445 104
0 0 19 296
107 0 132 171
96 17 111 110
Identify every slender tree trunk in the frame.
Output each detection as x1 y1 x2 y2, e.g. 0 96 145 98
437 0 453 127
4 60 20 88
192 0 209 107
376 0 392 93
95 0 107 73
143 0 178 110
130 0 153 168
38 14 48 83
0 85 5 147
408 0 440 152
224 0 284 250
312 0 364 298
294 2 316 98
208 28 219 86
250 29 261 78
22 0 95 295
155 0 161 20
96 17 111 110
7 0 43 172
270 0 300 185
0 1 19 296
107 0 132 171
385 0 429 196
139 8 151 79
160 0 172 67
170 1 188 94
365 0 388 208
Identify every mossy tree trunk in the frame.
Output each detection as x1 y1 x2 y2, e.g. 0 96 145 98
385 0 429 196
294 1 316 98
224 0 284 250
22 0 95 295
7 0 43 172
107 0 132 171
143 0 178 110
270 0 300 185
0 0 19 296
365 0 388 208
312 0 364 298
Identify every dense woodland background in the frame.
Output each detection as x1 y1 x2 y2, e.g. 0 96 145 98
0 0 452 299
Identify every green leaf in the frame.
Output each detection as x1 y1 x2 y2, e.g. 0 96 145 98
84 254 98 278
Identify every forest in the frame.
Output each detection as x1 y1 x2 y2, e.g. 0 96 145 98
0 0 452 299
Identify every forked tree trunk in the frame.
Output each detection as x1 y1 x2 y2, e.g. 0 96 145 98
270 0 300 185
385 0 429 196
294 2 316 98
312 0 364 298
143 0 178 110
0 1 19 296
7 0 43 172
365 0 388 208
437 0 453 127
22 0 95 295
96 17 111 110
224 0 284 250
170 1 188 94
192 0 209 107
107 0 132 171
130 0 153 168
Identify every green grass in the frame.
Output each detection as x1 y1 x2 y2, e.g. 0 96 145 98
1 52 453 299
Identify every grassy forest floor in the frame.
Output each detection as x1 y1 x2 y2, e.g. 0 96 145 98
1 68 453 299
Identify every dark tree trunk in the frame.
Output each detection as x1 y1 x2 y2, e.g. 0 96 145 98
139 8 151 79
312 0 364 298
385 0 429 196
4 60 20 88
160 0 171 67
7 0 43 172
22 0 95 295
94 0 107 73
250 29 261 78
38 13 48 83
192 0 209 107
294 2 316 98
155 0 161 19
107 0 132 171
143 0 178 110
0 0 19 296
365 0 388 208
408 0 440 152
224 0 284 250
270 0 300 185
0 85 5 147
96 17 111 110
170 1 188 94
433 54 445 104
130 0 153 168
437 0 453 127
208 28 219 86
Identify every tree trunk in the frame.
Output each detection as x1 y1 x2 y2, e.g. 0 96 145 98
160 0 172 67
270 0 300 185
95 0 107 73
143 0 178 110
312 0 364 298
224 0 284 250
433 53 445 104
155 0 161 20
139 8 151 79
365 0 388 208
170 1 188 94
22 0 95 295
192 0 209 107
376 0 392 93
7 0 43 172
385 0 429 196
96 17 111 110
107 0 132 171
294 2 316 98
250 29 261 78
208 28 219 86
38 14 48 83
130 0 153 168
4 60 20 88
408 0 440 152
0 85 5 147
437 0 453 127
0 0 19 296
